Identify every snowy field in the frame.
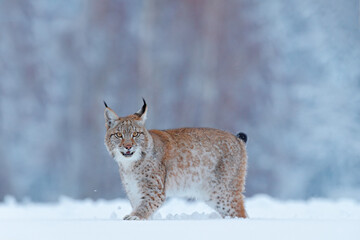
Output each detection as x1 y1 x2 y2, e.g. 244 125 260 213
1 194 360 240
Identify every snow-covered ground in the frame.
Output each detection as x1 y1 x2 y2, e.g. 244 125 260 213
1 194 359 240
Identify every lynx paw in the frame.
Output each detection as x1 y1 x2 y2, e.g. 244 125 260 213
123 214 141 220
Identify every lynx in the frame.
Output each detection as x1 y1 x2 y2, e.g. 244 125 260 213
104 99 248 220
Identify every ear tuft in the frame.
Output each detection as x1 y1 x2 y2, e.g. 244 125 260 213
135 98 148 125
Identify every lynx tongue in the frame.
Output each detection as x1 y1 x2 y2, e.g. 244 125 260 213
122 150 134 157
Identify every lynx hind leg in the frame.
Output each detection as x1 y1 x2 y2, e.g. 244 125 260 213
207 190 247 218
207 156 248 218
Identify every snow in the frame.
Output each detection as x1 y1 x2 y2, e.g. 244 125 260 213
0 195 359 240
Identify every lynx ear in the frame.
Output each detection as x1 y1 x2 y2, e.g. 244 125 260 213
104 101 119 129
135 98 148 125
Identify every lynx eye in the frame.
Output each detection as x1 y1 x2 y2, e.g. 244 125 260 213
132 132 139 138
114 133 122 138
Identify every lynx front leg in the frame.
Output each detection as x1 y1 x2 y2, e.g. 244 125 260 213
123 214 140 220
123 176 166 220
124 191 165 220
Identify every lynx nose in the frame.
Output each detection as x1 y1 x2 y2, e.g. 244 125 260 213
124 144 132 150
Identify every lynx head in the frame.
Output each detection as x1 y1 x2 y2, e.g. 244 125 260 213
104 99 151 164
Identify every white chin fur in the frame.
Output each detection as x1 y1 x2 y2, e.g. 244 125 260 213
114 148 142 169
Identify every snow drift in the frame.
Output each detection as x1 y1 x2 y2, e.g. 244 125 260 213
0 194 359 240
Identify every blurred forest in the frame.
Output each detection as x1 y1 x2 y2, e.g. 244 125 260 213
0 0 360 202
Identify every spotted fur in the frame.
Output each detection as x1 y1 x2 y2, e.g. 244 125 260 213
104 100 248 220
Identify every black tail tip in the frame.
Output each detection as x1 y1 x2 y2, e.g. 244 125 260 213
236 132 247 143
103 101 108 108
